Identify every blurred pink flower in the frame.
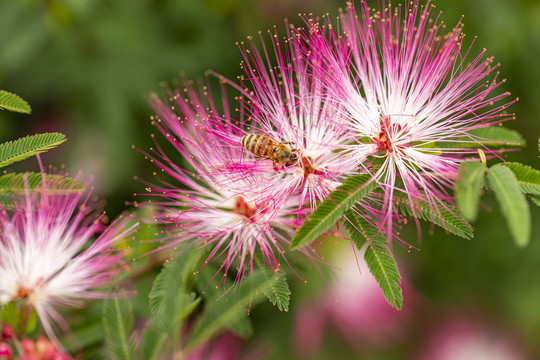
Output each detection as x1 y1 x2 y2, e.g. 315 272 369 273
293 244 412 356
0 173 136 342
186 332 265 360
416 315 529 360
304 0 516 233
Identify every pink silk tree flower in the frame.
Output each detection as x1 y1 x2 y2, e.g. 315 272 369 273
229 24 363 211
0 173 137 342
304 0 516 232
143 81 306 282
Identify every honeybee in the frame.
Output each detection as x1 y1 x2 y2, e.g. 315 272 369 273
241 133 300 167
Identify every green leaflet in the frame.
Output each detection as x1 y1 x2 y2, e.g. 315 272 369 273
0 172 84 209
501 162 540 195
364 239 403 310
143 248 203 359
148 247 202 315
261 269 291 312
185 269 277 353
0 90 31 114
344 211 403 310
1 302 37 335
437 127 526 148
487 165 531 247
102 298 135 360
455 161 486 221
253 255 291 312
0 133 66 168
290 174 376 250
394 195 473 239
529 194 540 206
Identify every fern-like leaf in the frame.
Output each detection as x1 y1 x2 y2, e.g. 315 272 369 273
0 133 66 168
185 269 277 353
0 172 84 209
102 298 134 360
394 195 473 239
148 247 203 315
438 127 526 148
455 161 486 221
501 162 540 195
261 269 291 312
143 248 202 358
0 90 31 114
530 194 540 206
364 239 403 310
343 209 385 248
226 315 254 339
290 174 376 250
487 165 530 247
344 211 403 309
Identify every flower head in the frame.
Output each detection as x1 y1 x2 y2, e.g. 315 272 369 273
231 25 361 211
0 173 136 341
305 0 516 231
143 80 303 281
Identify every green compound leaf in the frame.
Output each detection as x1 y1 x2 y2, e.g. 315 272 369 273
102 298 134 360
487 165 530 247
343 209 384 249
395 195 473 239
290 174 376 250
261 269 291 312
344 211 403 310
501 162 540 195
143 248 203 359
225 315 254 339
438 127 526 148
148 247 202 315
455 161 486 221
364 240 403 310
529 194 540 206
185 269 277 353
0 133 66 168
0 90 31 114
0 172 84 209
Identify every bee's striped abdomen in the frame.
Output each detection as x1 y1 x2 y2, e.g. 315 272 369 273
241 134 254 150
241 134 275 159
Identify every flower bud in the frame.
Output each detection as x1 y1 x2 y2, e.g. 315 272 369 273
0 324 13 340
0 342 12 359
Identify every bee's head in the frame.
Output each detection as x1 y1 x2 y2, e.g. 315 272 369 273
282 150 300 166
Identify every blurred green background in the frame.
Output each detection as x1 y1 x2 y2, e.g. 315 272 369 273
0 0 538 358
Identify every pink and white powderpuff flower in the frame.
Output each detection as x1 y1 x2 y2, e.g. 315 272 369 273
228 24 364 211
143 80 305 282
304 0 517 232
0 173 137 342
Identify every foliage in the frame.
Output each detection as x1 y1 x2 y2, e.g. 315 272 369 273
344 211 403 309
487 165 531 247
394 194 474 239
0 90 31 114
455 161 486 221
0 133 66 168
290 174 376 250
260 268 291 312
102 298 135 360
